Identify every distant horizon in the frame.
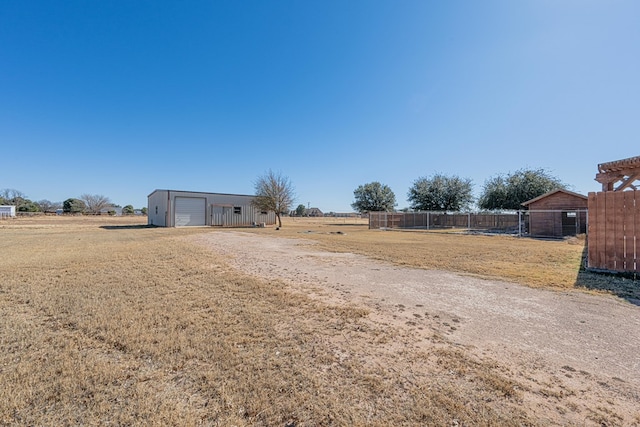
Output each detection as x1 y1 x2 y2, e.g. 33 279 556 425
1 179 605 214
0 158 633 212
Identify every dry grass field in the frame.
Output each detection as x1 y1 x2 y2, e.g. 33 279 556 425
259 217 639 301
1 215 638 426
258 217 583 287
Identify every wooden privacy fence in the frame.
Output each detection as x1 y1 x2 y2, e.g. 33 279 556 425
588 190 639 273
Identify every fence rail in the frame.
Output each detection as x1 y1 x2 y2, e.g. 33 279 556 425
369 210 588 238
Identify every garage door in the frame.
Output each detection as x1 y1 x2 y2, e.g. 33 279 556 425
175 197 206 226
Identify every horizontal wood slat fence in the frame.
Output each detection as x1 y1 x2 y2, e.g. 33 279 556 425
588 190 639 273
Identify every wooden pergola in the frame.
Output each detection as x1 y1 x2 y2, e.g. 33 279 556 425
595 155 640 192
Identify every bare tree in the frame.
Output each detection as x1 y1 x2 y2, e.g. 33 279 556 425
37 200 62 213
0 188 26 205
252 170 295 228
80 194 112 215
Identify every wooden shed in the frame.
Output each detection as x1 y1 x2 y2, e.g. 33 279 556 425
521 189 588 237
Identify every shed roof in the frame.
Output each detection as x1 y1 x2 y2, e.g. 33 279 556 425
521 189 587 207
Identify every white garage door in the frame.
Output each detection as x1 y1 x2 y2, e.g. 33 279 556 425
175 197 206 226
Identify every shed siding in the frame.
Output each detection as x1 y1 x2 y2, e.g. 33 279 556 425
0 205 16 218
148 190 169 226
525 192 588 238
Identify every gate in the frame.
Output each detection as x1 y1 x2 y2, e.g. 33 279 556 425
561 211 578 236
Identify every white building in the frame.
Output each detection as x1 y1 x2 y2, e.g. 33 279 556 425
147 189 276 227
0 205 16 218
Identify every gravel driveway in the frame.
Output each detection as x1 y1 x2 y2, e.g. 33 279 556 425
193 231 640 420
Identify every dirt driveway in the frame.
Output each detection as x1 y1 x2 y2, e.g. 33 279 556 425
193 231 640 421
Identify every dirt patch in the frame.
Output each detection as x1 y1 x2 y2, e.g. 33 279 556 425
194 231 640 425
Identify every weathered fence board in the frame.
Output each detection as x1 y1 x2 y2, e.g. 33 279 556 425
604 192 615 270
636 192 640 271
596 191 607 268
623 191 635 271
588 190 639 273
587 193 599 267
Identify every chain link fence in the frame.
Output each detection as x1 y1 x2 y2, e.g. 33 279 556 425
369 210 588 238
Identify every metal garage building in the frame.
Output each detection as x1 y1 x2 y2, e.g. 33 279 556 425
147 189 276 227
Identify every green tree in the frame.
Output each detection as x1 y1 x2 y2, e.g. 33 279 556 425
351 182 396 213
407 174 473 211
295 204 307 217
478 168 566 210
252 170 295 228
122 205 135 215
17 201 40 212
63 198 86 214
141 207 148 215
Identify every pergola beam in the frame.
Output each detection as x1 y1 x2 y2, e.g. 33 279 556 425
614 173 639 191
595 155 640 192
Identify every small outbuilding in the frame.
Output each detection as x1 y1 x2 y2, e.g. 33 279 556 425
306 207 324 217
147 189 276 227
99 207 123 216
0 205 16 218
521 189 588 237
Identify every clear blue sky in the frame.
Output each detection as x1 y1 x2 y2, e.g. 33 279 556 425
2 1 639 211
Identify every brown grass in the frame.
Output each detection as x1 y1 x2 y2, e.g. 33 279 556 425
243 218 584 288
253 217 638 301
0 216 636 425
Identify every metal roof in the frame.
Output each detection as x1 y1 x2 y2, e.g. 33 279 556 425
147 189 255 198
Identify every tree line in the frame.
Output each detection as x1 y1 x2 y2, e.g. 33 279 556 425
249 168 566 227
0 189 146 215
351 168 567 213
